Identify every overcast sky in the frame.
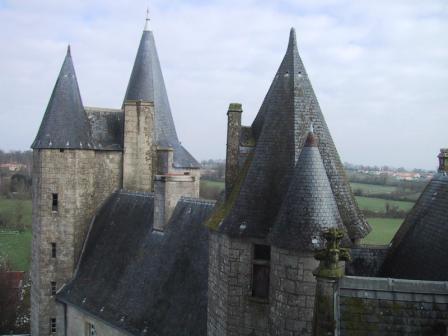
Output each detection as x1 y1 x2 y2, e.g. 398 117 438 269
0 0 447 170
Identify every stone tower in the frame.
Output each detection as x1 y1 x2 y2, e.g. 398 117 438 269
31 19 200 335
122 17 200 220
30 47 103 336
207 28 369 336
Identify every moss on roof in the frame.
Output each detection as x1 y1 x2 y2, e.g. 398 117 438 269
207 153 254 230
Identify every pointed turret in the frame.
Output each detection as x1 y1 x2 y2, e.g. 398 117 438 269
218 28 370 241
270 131 348 250
380 153 448 281
32 46 92 149
124 18 198 168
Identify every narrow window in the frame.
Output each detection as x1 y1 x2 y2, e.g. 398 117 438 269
59 149 64 153
50 318 56 334
51 281 57 295
251 244 270 299
52 193 58 212
85 322 97 336
51 243 56 258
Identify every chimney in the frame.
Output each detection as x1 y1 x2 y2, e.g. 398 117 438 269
153 147 195 231
225 103 242 199
123 100 155 192
438 149 448 173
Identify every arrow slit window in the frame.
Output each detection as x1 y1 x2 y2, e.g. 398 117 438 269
251 244 270 299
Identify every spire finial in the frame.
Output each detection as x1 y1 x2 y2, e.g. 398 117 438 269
305 123 318 147
67 44 71 56
144 8 150 31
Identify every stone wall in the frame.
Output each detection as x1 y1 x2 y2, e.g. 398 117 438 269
208 232 269 336
123 100 155 192
208 233 319 336
32 149 95 335
269 247 318 336
339 276 448 335
94 151 122 207
59 303 130 336
31 149 122 335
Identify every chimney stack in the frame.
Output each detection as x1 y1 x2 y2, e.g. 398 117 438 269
438 148 448 173
225 103 242 199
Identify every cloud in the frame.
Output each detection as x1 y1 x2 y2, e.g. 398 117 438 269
0 0 447 170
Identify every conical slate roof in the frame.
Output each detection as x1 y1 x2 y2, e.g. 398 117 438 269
124 26 199 168
219 28 370 240
32 46 92 149
379 173 448 281
270 131 348 250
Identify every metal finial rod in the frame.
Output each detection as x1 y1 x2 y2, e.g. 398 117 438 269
144 8 151 31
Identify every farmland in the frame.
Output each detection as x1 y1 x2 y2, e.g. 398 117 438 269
0 197 32 271
201 180 416 245
0 181 418 272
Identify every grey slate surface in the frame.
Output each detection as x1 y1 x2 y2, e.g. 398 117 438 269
85 107 123 150
31 47 93 149
379 173 448 281
219 28 370 240
124 29 199 168
270 132 348 250
57 190 215 336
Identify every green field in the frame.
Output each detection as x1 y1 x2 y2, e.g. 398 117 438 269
0 197 33 271
355 196 414 212
350 182 396 194
0 197 32 227
362 218 403 245
0 229 32 271
201 180 225 189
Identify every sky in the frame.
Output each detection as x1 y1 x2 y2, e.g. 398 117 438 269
0 0 447 170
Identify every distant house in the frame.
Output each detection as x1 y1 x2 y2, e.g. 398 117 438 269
0 163 26 172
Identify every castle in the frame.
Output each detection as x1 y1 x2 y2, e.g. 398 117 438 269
31 17 448 336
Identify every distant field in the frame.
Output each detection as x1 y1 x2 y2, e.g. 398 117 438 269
0 229 32 271
355 196 414 212
363 218 403 245
0 197 32 271
201 180 225 189
0 197 32 227
350 182 396 194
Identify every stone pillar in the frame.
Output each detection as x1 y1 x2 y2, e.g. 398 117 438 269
225 103 242 199
123 100 155 192
313 228 351 336
438 148 448 173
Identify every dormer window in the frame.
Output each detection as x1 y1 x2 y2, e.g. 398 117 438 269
251 244 270 300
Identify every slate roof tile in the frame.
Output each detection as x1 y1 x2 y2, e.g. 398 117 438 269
379 173 448 281
57 190 215 335
124 28 199 168
31 46 93 149
218 28 370 240
270 131 348 250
